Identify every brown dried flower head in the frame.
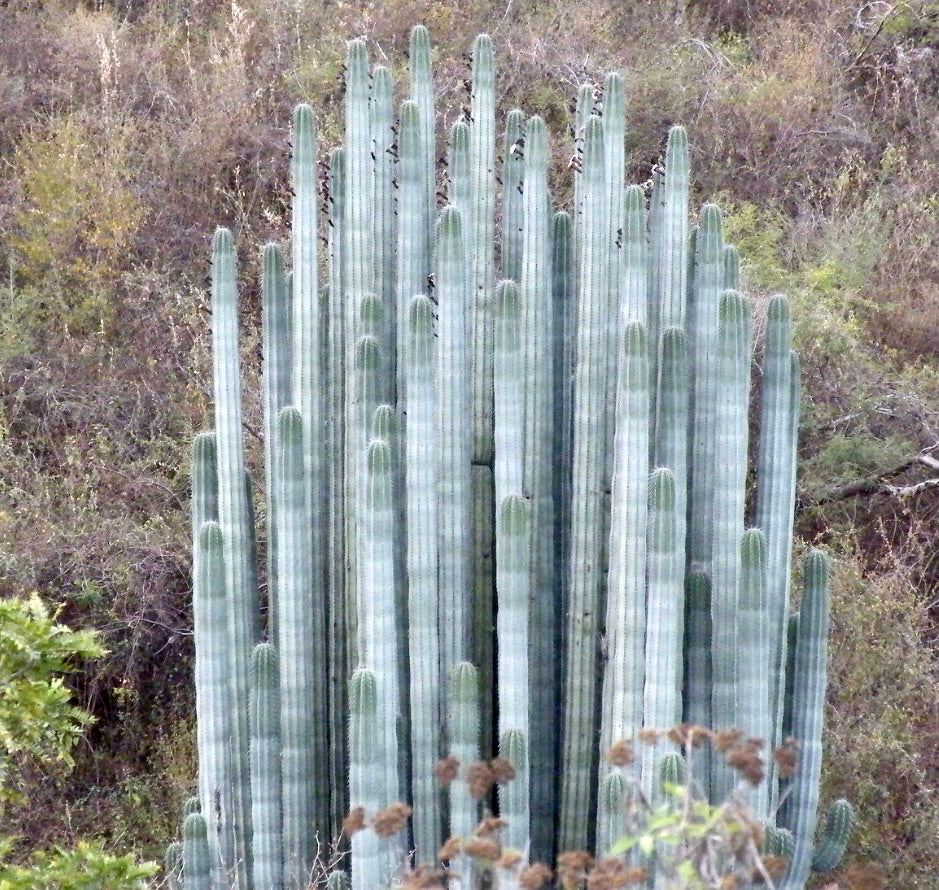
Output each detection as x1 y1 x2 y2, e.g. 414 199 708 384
518 863 553 890
490 756 517 783
606 739 636 767
438 836 462 862
667 723 712 748
725 738 765 786
342 806 366 836
474 816 508 837
435 755 460 786
636 728 664 746
714 728 744 752
586 856 640 889
497 850 523 870
463 836 501 861
373 802 412 838
557 850 595 890
466 760 495 799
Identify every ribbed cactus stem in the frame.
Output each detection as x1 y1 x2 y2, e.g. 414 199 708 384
470 33 495 464
362 438 401 810
779 550 831 889
642 467 682 802
349 668 384 890
561 113 608 852
736 527 770 820
193 520 234 889
502 109 526 283
448 661 481 841
436 206 473 673
370 66 396 401
250 642 283 890
599 321 649 801
709 289 751 802
811 799 854 873
683 568 712 794
496 495 532 854
274 406 318 887
210 227 256 886
494 280 523 509
409 25 435 275
165 841 183 890
404 295 441 864
183 812 211 890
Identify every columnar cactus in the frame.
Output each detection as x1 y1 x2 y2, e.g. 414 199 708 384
184 27 850 890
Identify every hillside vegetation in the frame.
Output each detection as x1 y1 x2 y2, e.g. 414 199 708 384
0 0 937 886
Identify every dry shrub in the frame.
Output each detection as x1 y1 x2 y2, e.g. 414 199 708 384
821 535 939 886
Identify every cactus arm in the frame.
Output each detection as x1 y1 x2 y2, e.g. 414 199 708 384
210 227 255 886
470 33 496 465
779 550 831 889
183 813 212 890
164 841 183 890
349 668 385 890
494 280 524 509
326 146 351 835
560 114 608 852
642 467 682 801
598 321 650 842
811 799 854 873
370 67 397 403
274 406 318 886
404 295 442 863
250 642 283 890
408 25 435 278
496 495 533 854
736 527 770 819
502 109 526 283
682 568 712 793
193 520 234 888
261 243 290 642
709 289 752 801
436 206 473 673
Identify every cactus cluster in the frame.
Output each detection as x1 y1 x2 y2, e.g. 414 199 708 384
183 26 851 890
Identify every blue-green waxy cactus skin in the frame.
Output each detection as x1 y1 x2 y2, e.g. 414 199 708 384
189 29 848 890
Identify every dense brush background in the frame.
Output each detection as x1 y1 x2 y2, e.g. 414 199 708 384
0 0 937 885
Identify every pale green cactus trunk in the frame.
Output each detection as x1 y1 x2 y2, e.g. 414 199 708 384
188 31 849 890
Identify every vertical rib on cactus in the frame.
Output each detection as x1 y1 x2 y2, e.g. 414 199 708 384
274 406 318 886
436 206 473 673
470 33 495 465
621 185 648 326
250 642 283 890
193 520 234 889
779 550 831 889
598 320 649 844
183 812 212 890
404 295 441 863
210 227 255 887
642 467 682 801
561 113 608 853
497 494 532 854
